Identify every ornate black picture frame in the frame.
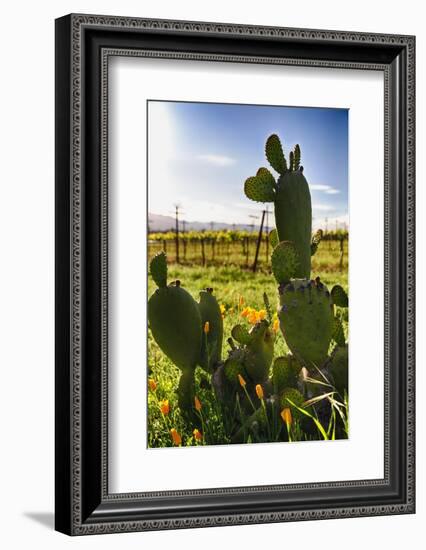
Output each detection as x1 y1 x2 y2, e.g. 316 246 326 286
55 14 415 535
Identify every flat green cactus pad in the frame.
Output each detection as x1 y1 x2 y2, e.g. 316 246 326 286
271 241 299 284
272 355 302 394
244 174 275 203
265 134 287 175
331 285 349 307
150 251 167 288
269 228 279 249
280 387 305 420
329 345 349 395
278 278 334 368
198 289 223 372
148 284 202 372
231 324 252 345
332 316 346 347
224 354 247 384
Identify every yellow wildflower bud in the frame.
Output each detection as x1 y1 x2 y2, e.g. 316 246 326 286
193 428 202 441
148 378 157 391
281 407 292 426
238 374 246 387
220 304 226 315
204 321 210 334
194 396 202 412
273 318 280 333
239 296 245 307
170 428 182 446
159 399 170 415
255 384 264 400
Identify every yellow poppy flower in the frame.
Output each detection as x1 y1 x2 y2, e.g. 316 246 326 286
170 428 182 446
255 384 264 399
159 399 170 415
281 407 292 426
194 396 202 412
193 428 202 441
238 374 246 387
148 378 157 392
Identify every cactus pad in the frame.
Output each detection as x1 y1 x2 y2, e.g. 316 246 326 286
332 316 346 347
329 344 349 395
272 355 302 394
148 283 202 372
244 174 275 203
274 170 312 279
231 324 252 345
150 251 167 288
271 241 299 284
223 351 247 384
279 387 305 420
278 278 334 369
198 288 223 372
265 134 287 174
331 285 349 307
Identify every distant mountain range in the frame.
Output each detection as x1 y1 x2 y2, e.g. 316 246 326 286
148 213 257 232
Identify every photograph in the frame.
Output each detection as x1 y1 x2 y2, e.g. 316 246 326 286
147 100 349 448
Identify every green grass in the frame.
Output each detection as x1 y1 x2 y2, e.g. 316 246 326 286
147 241 348 448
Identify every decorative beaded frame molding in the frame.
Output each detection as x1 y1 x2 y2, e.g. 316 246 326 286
55 14 415 536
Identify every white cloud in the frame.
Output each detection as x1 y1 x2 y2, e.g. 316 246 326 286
313 203 334 212
197 154 236 166
310 183 340 195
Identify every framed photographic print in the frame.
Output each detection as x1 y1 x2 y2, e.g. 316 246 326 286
55 14 415 535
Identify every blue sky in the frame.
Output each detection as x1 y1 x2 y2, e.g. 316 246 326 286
148 100 348 229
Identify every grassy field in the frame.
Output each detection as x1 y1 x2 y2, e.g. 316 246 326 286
147 240 348 448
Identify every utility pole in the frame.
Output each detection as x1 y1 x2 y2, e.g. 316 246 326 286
174 203 180 264
253 210 266 273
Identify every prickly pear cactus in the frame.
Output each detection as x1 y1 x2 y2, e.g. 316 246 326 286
244 134 312 279
279 387 306 420
198 288 223 372
147 252 202 411
224 320 274 385
274 169 312 279
329 344 349 396
272 355 302 394
278 277 334 369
